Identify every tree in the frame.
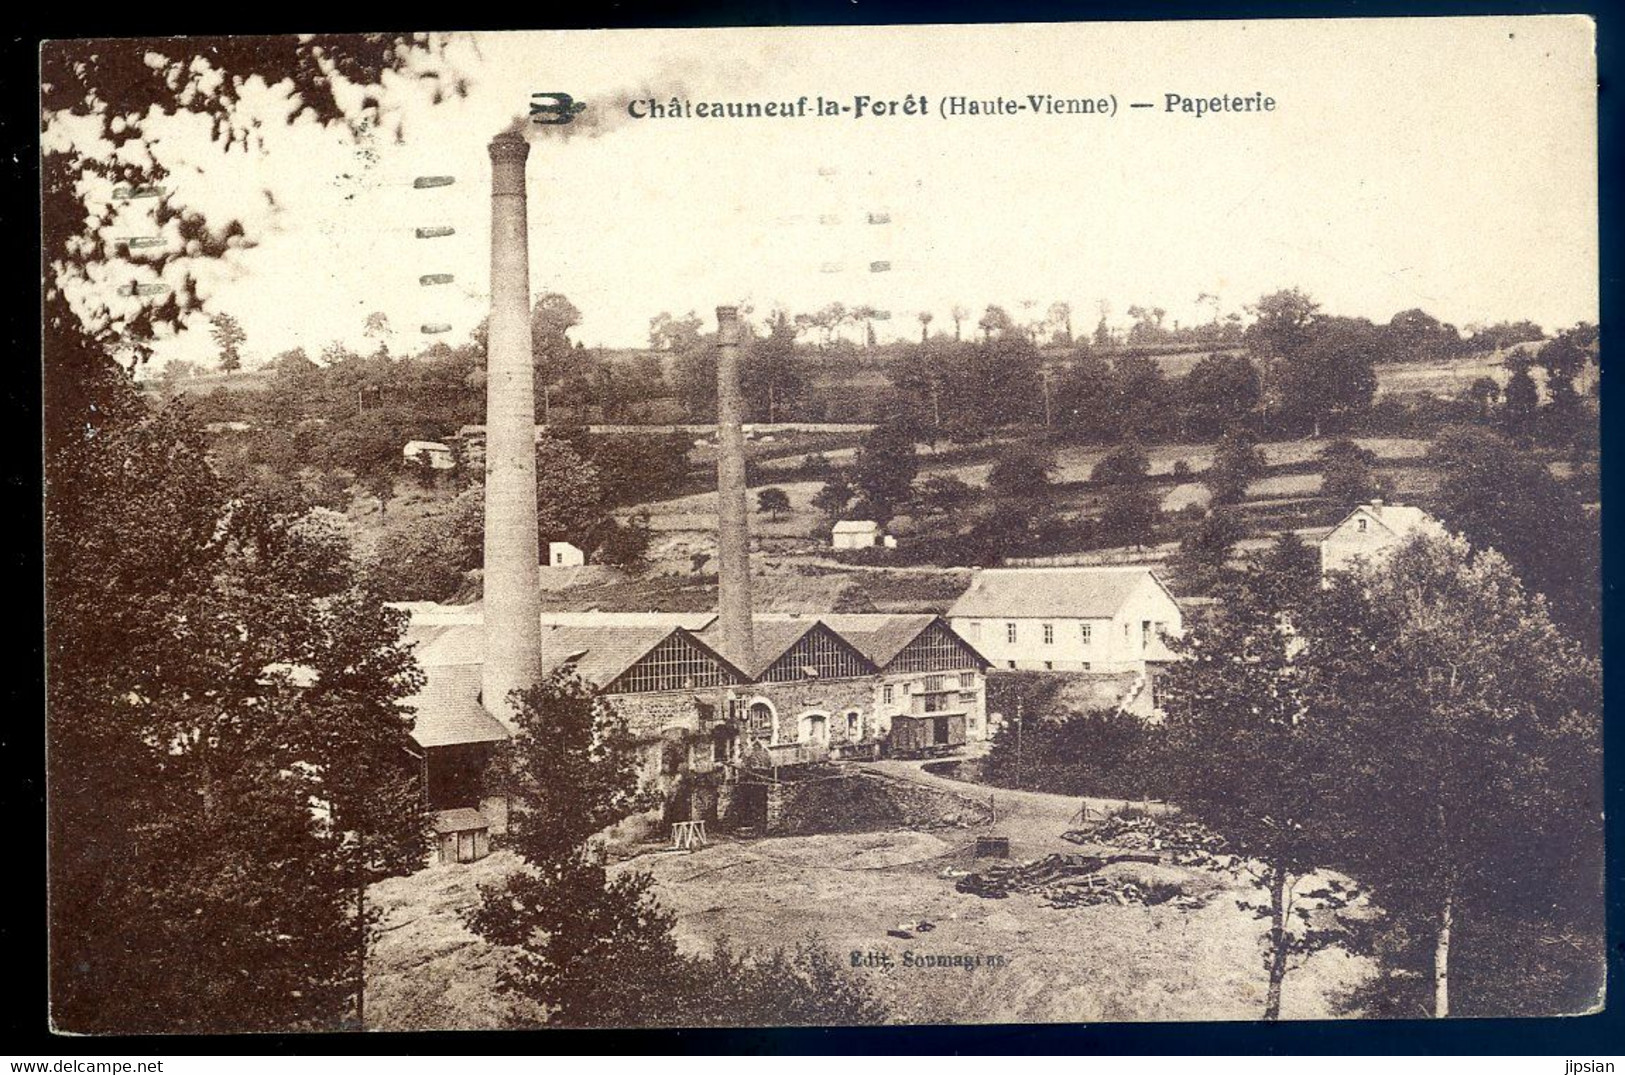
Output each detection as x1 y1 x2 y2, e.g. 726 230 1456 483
987 442 1056 501
591 512 653 570
757 487 792 520
913 474 974 515
917 310 934 343
1305 535 1602 1017
648 310 704 352
48 402 427 1033
1155 570 1345 1020
950 304 968 341
1535 323 1596 444
1170 507 1244 593
465 673 677 1026
1317 438 1387 507
1500 355 1540 441
1427 425 1598 650
742 311 803 422
210 312 247 372
372 486 482 601
811 471 856 520
1182 352 1262 438
1205 427 1267 506
1053 353 1119 443
977 304 1015 340
852 421 919 520
1112 354 1179 442
1464 376 1500 422
1092 441 1157 487
1096 483 1160 549
1278 318 1378 436
1047 301 1073 345
526 435 602 539
466 673 887 1027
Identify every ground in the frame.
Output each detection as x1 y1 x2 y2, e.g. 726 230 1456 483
365 757 1372 1029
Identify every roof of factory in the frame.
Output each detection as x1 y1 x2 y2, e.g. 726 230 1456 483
405 664 511 749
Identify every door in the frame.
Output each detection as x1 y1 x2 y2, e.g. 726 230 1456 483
800 713 828 746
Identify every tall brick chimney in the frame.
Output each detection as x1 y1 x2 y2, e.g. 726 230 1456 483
714 305 755 672
482 130 543 728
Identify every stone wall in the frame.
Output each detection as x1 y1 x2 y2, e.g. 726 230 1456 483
742 677 876 746
762 770 993 836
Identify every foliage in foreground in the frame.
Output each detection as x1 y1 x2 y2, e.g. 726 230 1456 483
466 673 888 1027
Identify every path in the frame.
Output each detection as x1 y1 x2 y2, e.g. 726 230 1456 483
856 751 1172 861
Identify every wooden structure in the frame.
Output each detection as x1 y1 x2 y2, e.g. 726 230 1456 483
432 807 492 865
671 820 708 850
888 712 967 758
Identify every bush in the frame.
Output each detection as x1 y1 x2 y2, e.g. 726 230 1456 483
982 706 1165 800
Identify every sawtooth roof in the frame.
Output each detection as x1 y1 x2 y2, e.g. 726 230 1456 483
762 613 939 668
536 624 688 688
947 566 1169 621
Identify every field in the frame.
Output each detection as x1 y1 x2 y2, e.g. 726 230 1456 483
365 760 1372 1029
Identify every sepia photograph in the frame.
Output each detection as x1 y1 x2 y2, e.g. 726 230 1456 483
39 15 1604 1038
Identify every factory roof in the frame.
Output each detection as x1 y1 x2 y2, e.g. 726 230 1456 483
757 613 940 668
947 565 1176 621
537 624 692 688
405 664 511 748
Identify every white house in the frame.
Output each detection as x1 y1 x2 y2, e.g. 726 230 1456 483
832 519 883 550
948 565 1183 675
547 541 586 568
402 439 457 470
1319 500 1447 577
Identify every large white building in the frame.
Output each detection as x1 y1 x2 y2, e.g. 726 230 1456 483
1319 500 1447 577
947 565 1183 675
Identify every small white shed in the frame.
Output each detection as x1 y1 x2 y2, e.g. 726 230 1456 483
402 439 457 470
548 541 586 567
832 520 882 550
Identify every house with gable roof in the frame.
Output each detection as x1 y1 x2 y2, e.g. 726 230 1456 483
947 565 1183 676
1319 499 1448 578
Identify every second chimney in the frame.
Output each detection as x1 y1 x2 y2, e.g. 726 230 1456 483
714 305 755 672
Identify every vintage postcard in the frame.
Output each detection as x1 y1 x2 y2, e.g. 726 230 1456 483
41 17 1601 1034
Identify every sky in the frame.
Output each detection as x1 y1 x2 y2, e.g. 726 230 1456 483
47 17 1599 371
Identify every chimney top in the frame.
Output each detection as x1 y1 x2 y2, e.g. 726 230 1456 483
489 129 530 161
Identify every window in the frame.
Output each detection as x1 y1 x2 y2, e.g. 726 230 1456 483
923 674 946 693
611 633 734 694
762 626 870 682
748 701 775 740
1357 518 1368 533
882 685 895 705
1080 623 1092 644
1006 622 1018 644
1042 623 1055 645
966 621 981 640
1142 620 1152 649
846 711 860 735
961 671 977 688
923 693 946 713
1008 660 1017 669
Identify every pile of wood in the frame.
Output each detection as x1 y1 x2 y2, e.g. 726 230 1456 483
954 852 1159 900
1061 815 1240 870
